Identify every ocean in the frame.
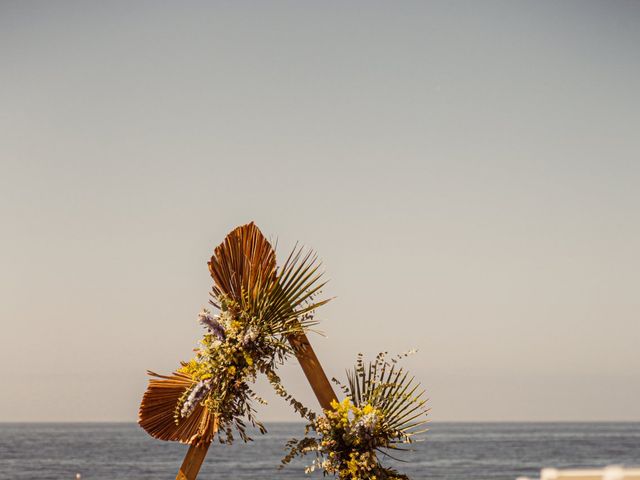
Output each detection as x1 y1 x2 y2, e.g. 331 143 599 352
0 423 638 480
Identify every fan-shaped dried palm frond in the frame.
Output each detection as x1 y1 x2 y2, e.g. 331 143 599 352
139 371 218 445
208 222 277 309
208 222 329 335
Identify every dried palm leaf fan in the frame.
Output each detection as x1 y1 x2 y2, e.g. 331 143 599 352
139 222 338 480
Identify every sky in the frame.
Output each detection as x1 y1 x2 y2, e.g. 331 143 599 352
1 1 639 423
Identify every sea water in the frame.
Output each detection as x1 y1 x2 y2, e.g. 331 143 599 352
0 422 638 480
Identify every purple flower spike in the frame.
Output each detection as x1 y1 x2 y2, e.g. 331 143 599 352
181 379 212 418
198 310 226 341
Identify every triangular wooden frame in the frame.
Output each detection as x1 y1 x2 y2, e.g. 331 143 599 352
137 223 337 479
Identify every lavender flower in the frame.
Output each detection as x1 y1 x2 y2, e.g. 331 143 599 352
180 379 212 418
198 310 226 341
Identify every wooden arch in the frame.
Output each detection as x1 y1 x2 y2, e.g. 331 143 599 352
139 223 338 480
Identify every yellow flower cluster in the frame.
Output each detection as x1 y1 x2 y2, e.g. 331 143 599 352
303 398 405 479
178 313 256 386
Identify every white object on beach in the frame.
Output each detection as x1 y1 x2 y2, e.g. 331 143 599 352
520 465 640 480
76 474 81 480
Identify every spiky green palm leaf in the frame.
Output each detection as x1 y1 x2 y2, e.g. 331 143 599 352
342 352 429 443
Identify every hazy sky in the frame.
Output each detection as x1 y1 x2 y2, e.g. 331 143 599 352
1 1 639 423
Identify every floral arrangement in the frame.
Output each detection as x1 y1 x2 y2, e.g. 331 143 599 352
139 223 328 445
282 352 429 480
174 287 318 443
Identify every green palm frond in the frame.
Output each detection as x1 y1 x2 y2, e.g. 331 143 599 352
261 245 330 333
342 352 429 442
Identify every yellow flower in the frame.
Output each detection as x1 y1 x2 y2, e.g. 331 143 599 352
243 352 254 366
228 366 236 375
346 452 361 477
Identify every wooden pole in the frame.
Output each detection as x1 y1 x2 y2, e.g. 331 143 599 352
288 333 338 410
176 441 212 480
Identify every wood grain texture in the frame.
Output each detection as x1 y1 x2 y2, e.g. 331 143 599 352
288 332 337 410
176 441 213 480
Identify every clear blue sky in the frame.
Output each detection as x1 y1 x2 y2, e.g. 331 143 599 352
1 1 639 422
